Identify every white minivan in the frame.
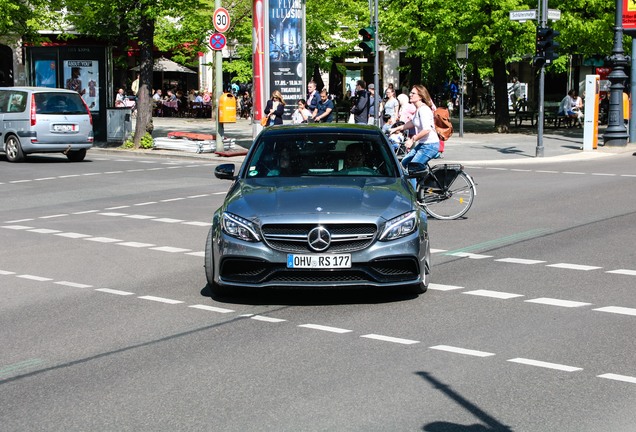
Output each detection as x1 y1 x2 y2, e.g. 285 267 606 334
0 87 94 162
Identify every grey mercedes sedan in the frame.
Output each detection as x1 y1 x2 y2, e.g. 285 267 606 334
205 123 431 296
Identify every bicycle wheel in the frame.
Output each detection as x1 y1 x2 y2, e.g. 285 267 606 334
419 171 475 219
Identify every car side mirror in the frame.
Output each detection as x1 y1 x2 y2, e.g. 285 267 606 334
406 162 429 179
215 163 236 180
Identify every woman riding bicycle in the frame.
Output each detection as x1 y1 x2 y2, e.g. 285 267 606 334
390 85 440 187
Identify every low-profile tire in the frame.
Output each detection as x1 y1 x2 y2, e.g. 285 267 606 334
204 226 230 297
410 236 431 294
5 136 26 162
66 148 87 162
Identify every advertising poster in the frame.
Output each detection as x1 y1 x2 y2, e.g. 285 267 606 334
34 60 57 88
64 60 99 111
268 0 303 119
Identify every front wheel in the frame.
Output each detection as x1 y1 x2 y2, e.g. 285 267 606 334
204 226 230 297
419 171 475 220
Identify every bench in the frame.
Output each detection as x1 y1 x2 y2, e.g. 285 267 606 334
514 110 538 127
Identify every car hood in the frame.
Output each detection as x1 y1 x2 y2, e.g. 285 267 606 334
224 177 415 222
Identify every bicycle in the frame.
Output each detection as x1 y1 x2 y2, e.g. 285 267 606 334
386 124 477 220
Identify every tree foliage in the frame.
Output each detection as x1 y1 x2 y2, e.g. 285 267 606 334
0 0 64 38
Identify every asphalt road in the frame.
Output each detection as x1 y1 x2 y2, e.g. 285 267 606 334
1 149 635 431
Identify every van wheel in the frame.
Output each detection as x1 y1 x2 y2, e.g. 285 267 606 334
66 149 87 162
5 136 26 162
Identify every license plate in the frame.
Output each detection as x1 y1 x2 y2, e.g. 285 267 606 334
53 124 78 132
287 254 351 269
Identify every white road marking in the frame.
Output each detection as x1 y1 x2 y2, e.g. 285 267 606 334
57 174 81 178
34 177 56 181
95 288 134 296
105 206 130 210
212 192 227 195
509 169 531 172
298 324 353 334
55 281 92 288
160 198 186 202
186 251 205 257
125 214 155 219
251 315 287 323
0 270 16 275
189 304 235 313
591 173 616 176
598 373 636 384
562 171 585 175
2 225 33 230
525 298 592 308
507 358 582 372
495 258 546 265
73 210 99 214
55 232 92 239
4 219 33 223
28 228 62 234
150 246 192 253
546 263 602 271
463 290 524 299
430 345 495 357
84 237 122 243
134 202 158 206
593 306 636 316
187 194 209 198
99 212 129 217
138 295 184 304
182 221 211 227
152 218 185 223
10 180 31 183
535 170 559 174
361 334 419 345
82 172 101 176
447 252 493 259
606 269 636 276
17 275 53 282
429 283 464 291
104 171 124 174
117 242 156 248
39 214 68 219
430 248 447 253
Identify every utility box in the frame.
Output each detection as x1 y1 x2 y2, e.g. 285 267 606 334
107 108 132 144
219 92 237 123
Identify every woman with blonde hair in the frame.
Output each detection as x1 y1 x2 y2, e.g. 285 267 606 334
391 85 440 185
264 90 286 126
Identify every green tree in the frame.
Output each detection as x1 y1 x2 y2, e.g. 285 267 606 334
0 0 64 38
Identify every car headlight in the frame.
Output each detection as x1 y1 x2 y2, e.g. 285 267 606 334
379 211 417 241
222 212 261 242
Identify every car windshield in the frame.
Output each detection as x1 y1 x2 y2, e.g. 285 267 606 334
245 132 398 178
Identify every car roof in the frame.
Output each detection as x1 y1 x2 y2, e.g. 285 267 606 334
260 123 382 136
0 87 80 95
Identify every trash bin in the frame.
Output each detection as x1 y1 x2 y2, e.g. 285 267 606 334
219 92 237 123
107 108 132 144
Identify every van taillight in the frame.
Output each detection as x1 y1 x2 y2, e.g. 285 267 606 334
30 94 37 126
81 98 93 125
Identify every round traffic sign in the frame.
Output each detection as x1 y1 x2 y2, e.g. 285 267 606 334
209 33 227 51
213 7 230 33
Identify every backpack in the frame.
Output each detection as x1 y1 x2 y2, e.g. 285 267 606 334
433 107 453 141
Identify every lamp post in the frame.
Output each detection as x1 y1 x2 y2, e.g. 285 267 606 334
603 0 629 147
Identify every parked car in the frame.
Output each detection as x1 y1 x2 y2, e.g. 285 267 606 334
0 87 93 162
205 123 431 296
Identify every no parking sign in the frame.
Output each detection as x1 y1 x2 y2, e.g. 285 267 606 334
209 33 227 51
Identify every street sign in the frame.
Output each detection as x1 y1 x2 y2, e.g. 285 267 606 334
209 33 227 51
213 7 230 33
547 9 561 21
509 9 537 21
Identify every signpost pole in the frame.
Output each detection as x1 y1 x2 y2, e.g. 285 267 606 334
214 0 225 152
535 0 547 157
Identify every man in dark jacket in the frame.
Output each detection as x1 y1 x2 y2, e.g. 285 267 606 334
351 80 370 124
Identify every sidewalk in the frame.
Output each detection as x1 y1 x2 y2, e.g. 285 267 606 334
93 115 636 164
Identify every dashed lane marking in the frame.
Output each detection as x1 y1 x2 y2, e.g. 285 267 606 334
117 241 156 248
546 263 603 271
598 373 636 384
40 214 68 219
55 232 92 239
189 304 235 313
94 288 134 296
55 281 92 288
463 290 524 300
250 315 287 323
28 228 62 234
17 275 53 282
429 283 465 291
430 345 495 357
606 269 636 276
138 295 184 304
495 258 546 265
84 237 122 243
507 358 582 372
593 306 636 316
525 298 592 308
149 246 192 253
361 334 419 345
298 324 353 334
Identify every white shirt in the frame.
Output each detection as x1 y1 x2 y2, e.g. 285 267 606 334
292 108 311 124
413 104 438 144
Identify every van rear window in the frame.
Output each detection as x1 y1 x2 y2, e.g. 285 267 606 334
34 93 87 115
0 90 28 113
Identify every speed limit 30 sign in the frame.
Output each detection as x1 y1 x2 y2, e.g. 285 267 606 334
214 7 230 33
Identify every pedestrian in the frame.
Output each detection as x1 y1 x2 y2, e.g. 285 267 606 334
264 90 285 126
558 89 578 125
312 89 334 123
367 83 376 125
292 99 312 124
131 74 140 96
508 76 521 111
381 87 399 133
390 85 440 187
350 80 370 124
307 80 320 113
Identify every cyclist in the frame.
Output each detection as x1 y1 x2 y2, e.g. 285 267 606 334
390 85 440 187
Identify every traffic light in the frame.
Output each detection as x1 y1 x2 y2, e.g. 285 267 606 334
359 27 375 55
534 26 559 67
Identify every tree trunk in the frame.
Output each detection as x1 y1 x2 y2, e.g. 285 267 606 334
491 44 510 133
133 14 155 148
